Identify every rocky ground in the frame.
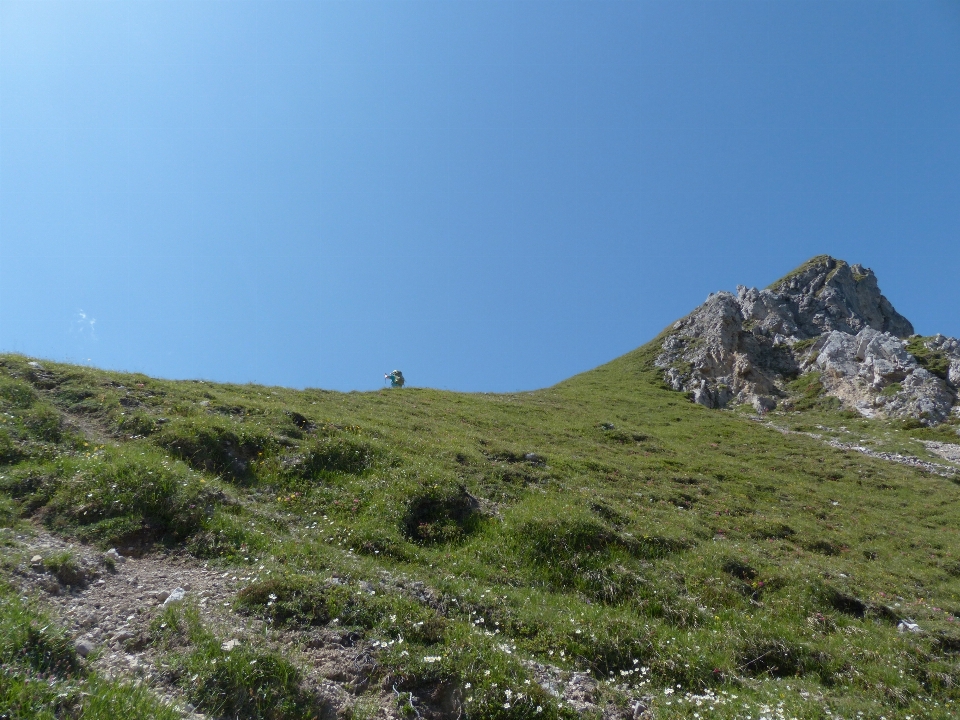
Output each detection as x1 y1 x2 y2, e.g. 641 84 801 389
2 527 401 719
2 525 642 720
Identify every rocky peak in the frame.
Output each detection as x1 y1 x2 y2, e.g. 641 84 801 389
735 255 914 341
655 256 958 427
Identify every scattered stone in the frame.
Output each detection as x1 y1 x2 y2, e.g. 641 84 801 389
30 554 43 565
113 630 135 644
898 621 922 633
221 639 241 652
924 441 960 464
105 548 126 563
76 638 96 657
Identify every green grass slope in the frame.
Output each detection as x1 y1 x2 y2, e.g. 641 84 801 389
1 339 959 719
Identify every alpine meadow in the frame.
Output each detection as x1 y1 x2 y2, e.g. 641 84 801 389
1 258 960 720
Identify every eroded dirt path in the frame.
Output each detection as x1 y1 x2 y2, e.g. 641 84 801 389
2 525 403 720
3 524 648 719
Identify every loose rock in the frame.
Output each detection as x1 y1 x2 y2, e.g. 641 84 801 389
76 638 96 657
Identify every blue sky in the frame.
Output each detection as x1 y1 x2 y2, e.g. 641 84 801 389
2 0 958 392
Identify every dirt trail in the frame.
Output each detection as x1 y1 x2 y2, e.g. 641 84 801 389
756 418 960 478
2 525 402 719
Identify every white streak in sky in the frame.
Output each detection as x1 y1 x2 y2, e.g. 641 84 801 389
74 309 97 339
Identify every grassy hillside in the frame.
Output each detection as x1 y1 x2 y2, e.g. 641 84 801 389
1 338 959 719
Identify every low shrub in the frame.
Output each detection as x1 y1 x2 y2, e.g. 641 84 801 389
155 417 272 482
787 372 842 411
154 603 320 719
0 586 80 675
45 445 215 545
22 405 63 443
721 558 758 581
116 411 158 437
42 551 88 587
0 378 37 409
906 337 951 381
237 576 448 645
295 434 377 477
236 576 331 625
0 429 19 464
402 484 482 545
737 634 840 683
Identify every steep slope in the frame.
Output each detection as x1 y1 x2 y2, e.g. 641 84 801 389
655 255 960 426
1 286 960 719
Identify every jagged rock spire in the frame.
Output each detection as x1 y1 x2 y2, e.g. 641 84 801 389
762 255 913 338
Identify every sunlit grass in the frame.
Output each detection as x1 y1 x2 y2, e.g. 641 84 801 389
1 344 959 717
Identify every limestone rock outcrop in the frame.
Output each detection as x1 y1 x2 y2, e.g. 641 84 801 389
655 255 959 425
805 328 955 424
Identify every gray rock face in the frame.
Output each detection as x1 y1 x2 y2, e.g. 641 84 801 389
760 256 914 339
656 291 796 410
807 328 955 424
655 256 958 425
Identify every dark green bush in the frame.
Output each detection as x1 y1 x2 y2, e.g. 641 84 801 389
184 642 316 720
0 588 80 676
237 576 448 645
721 557 758 581
786 372 841 411
0 429 19 464
236 576 331 625
23 405 63 442
737 636 839 682
906 337 951 381
116 411 158 436
401 484 482 545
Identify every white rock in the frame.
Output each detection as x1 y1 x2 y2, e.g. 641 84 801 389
162 587 186 606
221 639 241 652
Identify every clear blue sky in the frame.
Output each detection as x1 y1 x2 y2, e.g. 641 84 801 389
2 1 958 392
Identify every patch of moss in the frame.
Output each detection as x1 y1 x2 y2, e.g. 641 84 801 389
786 372 840 411
880 382 902 397
906 337 952 381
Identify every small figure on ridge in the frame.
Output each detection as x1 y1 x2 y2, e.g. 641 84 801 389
385 370 405 388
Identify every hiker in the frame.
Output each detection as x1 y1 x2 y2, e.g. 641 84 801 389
385 370 405 388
